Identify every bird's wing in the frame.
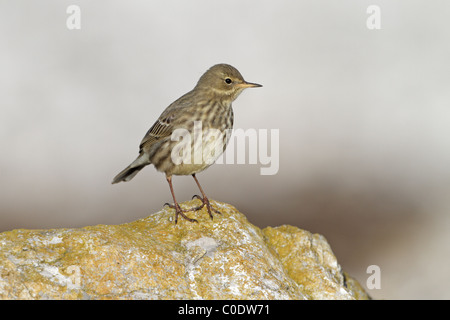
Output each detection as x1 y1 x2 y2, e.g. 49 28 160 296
138 90 196 152
139 110 176 152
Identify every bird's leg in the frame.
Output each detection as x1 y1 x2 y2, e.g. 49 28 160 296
190 174 221 219
165 175 198 224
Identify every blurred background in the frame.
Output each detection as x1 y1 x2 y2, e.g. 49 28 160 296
1 0 449 299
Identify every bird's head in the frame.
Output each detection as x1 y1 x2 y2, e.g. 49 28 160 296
195 64 262 101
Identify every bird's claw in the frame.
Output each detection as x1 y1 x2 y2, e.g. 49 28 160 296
190 195 222 219
164 202 198 224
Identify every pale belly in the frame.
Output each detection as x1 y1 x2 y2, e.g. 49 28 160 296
170 162 213 176
151 128 231 176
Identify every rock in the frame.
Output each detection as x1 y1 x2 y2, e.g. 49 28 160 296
0 200 369 300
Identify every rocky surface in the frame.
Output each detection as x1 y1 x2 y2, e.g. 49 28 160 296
0 200 369 299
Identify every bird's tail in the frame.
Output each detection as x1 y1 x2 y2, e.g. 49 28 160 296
111 154 150 184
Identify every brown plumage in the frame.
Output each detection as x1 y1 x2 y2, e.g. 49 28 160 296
112 64 261 223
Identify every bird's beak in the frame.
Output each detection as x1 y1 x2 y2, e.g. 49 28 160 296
238 81 263 88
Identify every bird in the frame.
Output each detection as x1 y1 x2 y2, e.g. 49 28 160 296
112 64 262 223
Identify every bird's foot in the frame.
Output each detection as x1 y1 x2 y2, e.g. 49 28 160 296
164 202 198 224
190 195 222 220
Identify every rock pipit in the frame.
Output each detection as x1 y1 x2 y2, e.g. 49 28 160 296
112 64 261 223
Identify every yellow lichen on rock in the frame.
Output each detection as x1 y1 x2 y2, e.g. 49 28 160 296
0 200 369 300
262 225 368 299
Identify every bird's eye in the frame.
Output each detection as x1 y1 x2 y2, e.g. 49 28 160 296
225 78 232 84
